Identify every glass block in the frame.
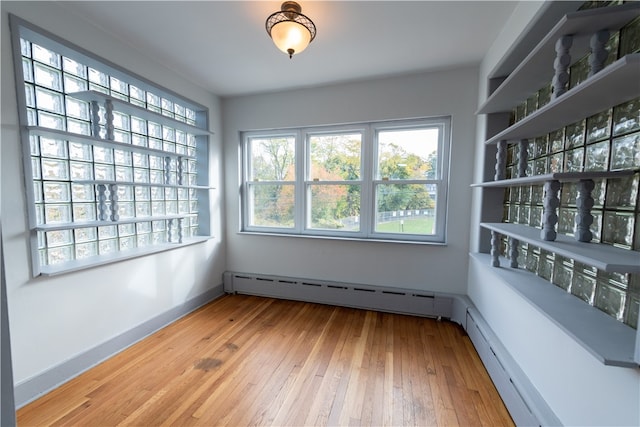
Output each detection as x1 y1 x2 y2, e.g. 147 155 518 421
110 77 128 95
152 201 166 215
149 138 163 150
549 152 564 173
508 204 519 224
130 85 145 101
117 185 134 201
119 236 136 251
117 202 135 219
624 294 639 329
525 246 539 273
565 120 585 148
45 229 73 248
148 155 163 170
136 202 151 217
163 127 176 142
137 233 151 248
31 157 42 179
88 67 109 86
161 98 174 116
130 116 146 135
74 227 97 243
620 16 640 56
40 137 67 159
131 168 150 184
41 158 69 180
558 207 576 235
537 83 552 108
606 175 639 209
530 206 543 228
517 243 528 266
47 245 73 265
37 111 65 130
586 109 612 143
526 160 534 176
66 97 90 120
564 147 584 172
526 93 538 116
35 87 64 114
151 186 164 200
22 58 34 82
93 147 114 164
33 181 43 203
164 187 177 200
179 201 190 214
602 211 635 248
73 203 96 221
34 62 62 90
132 134 148 147
45 204 71 223
35 204 45 225
99 239 118 255
98 225 117 239
114 166 132 182
37 230 46 249
163 142 176 153
552 255 573 291
591 179 606 207
604 31 620 68
534 158 547 175
132 153 149 168
43 182 70 203
94 164 115 181
89 83 109 95
70 161 93 180
62 56 87 78
152 220 166 231
27 108 38 126
112 112 130 131
612 97 640 136
166 201 178 215
118 223 135 236
64 74 88 92
136 222 152 234
595 282 626 321
76 242 98 260
635 212 640 251
67 118 91 136
148 122 162 139
188 159 197 174
134 186 151 201
178 188 189 201
186 108 197 125
152 231 166 244
610 132 640 170
515 102 526 122
114 150 132 166
590 210 603 242
538 250 554 281
32 43 61 68
25 84 35 107
584 141 610 171
571 265 597 304
533 136 547 158
20 38 31 56
569 54 590 88
549 129 564 152
68 143 92 162
150 170 164 184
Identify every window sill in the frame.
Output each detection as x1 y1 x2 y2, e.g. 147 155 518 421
469 252 638 368
238 231 447 246
38 236 213 276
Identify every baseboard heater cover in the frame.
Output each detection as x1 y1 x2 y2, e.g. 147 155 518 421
223 271 458 321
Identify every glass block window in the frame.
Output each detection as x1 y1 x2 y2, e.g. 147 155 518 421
11 17 211 275
501 96 640 328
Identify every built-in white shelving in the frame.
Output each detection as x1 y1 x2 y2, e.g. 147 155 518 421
73 179 215 190
485 54 640 144
472 170 634 187
478 2 640 114
34 214 198 232
481 222 640 274
28 126 196 160
69 90 214 136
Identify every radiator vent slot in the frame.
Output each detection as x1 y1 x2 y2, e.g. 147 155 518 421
382 290 406 296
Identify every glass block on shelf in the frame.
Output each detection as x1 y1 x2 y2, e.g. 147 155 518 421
533 136 547 158
88 67 109 87
98 226 117 240
515 102 526 122
552 255 573 292
74 227 97 243
47 245 73 265
520 186 531 204
99 239 118 255
38 110 65 130
531 185 544 206
534 158 547 175
560 182 577 207
625 294 639 329
620 16 640 57
602 211 635 248
530 206 543 228
62 56 87 78
549 129 564 153
537 249 554 281
584 141 610 171
586 109 612 143
69 142 92 161
76 242 98 260
119 236 136 251
564 147 584 172
509 204 519 224
558 207 576 236
32 43 61 68
569 54 589 89
537 83 552 109
571 263 597 305
70 161 93 180
526 93 538 117
605 174 639 209
45 229 72 247
72 203 96 221
64 74 87 93
590 210 603 242
612 97 640 137
565 120 586 148
41 158 69 180
517 242 528 267
594 281 626 321
592 179 606 207
610 132 639 170
43 181 70 203
94 164 115 181
549 153 564 173
604 31 620 68
34 62 62 91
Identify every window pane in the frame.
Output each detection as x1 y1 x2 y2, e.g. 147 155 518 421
309 133 361 180
377 128 439 180
309 184 360 231
248 184 294 228
375 184 437 235
249 136 295 181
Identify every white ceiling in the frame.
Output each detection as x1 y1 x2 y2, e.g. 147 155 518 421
58 1 519 97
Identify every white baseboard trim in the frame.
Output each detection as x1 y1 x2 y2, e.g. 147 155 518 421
14 284 224 408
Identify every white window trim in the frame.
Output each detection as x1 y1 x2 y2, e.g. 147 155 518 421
241 117 451 244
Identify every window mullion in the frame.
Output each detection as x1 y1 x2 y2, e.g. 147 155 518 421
295 130 306 233
360 124 374 237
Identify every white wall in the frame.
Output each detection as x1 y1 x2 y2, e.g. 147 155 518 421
1 1 225 386
470 2 640 426
222 67 479 294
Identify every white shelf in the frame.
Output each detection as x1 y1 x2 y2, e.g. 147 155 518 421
28 126 196 160
39 236 212 276
73 180 215 190
34 214 197 231
478 3 640 114
69 90 213 136
485 54 640 144
480 222 640 273
471 170 635 187
470 253 638 368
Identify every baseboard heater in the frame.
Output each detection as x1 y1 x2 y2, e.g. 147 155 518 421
223 271 456 321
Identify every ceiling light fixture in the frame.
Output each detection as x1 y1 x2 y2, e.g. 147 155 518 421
266 1 316 59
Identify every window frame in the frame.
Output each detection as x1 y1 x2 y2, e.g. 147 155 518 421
241 117 451 243
9 15 213 277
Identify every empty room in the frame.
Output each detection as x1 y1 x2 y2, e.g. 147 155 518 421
1 1 639 426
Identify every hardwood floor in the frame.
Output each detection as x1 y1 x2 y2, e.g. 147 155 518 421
17 295 514 426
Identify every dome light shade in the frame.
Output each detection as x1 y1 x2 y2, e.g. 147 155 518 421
266 2 316 58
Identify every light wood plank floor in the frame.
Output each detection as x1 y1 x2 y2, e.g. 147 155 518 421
17 295 514 426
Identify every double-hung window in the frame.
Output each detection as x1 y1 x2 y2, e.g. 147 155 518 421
10 16 213 276
242 117 451 243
